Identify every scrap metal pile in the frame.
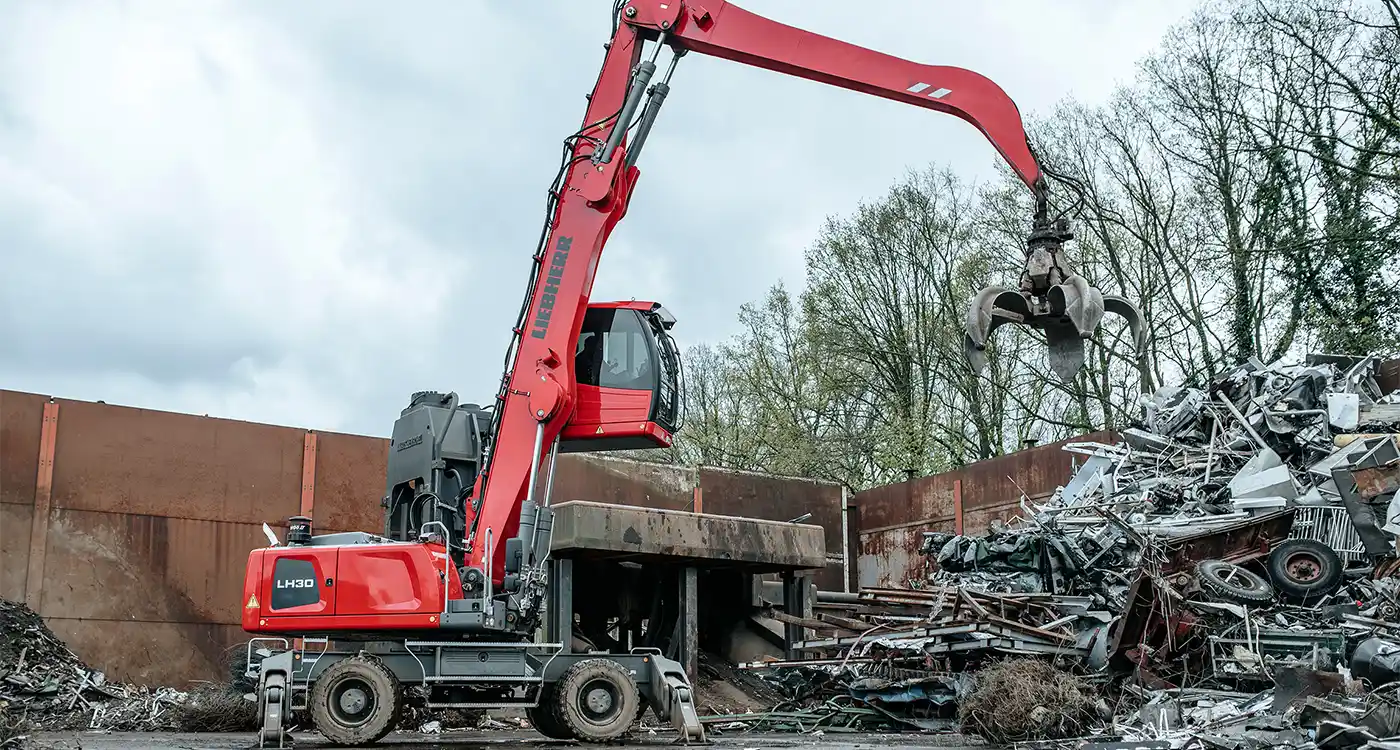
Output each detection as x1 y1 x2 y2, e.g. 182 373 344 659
742 353 1400 748
0 598 253 743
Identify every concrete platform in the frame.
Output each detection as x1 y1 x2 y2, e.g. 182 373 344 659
548 500 826 572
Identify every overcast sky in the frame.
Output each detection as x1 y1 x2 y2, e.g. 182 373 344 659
0 0 1198 438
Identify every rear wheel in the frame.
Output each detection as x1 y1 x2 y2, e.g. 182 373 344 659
309 655 401 746
554 659 640 742
528 683 576 740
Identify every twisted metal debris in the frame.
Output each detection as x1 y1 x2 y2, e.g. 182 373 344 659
745 353 1400 748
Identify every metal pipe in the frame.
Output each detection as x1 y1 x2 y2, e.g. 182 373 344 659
840 486 851 594
1216 393 1269 448
418 521 452 614
1203 413 1220 484
432 393 460 501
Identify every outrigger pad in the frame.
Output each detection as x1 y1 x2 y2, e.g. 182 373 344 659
256 651 296 749
643 651 707 744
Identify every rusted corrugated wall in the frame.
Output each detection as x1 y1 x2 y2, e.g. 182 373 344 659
853 432 1118 589
0 389 847 685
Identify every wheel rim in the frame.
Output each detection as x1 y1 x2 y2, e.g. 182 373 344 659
328 677 376 728
578 678 622 726
1285 551 1323 583
1216 565 1258 591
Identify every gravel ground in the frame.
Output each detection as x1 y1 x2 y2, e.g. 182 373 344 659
21 729 998 750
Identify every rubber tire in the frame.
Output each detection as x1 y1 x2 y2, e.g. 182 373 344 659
1267 539 1343 602
309 655 402 746
554 659 641 742
1195 559 1275 606
529 683 576 740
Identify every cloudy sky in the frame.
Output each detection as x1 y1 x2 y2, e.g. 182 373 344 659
0 0 1198 437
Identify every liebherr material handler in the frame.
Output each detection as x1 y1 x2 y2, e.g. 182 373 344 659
240 1 1145 746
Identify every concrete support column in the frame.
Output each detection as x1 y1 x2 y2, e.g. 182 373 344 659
781 571 809 660
679 567 698 679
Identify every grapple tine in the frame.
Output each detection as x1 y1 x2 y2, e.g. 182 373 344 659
964 286 1032 374
1046 329 1087 382
1048 275 1105 340
964 285 1008 355
1103 294 1147 354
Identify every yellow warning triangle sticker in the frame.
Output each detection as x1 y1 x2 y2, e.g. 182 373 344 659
246 594 259 609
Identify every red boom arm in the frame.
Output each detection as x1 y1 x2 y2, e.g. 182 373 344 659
467 0 1044 582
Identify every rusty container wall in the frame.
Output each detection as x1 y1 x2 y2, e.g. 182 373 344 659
854 431 1117 588
1 388 855 686
551 454 695 510
2 390 314 686
313 430 390 534
1377 357 1400 396
698 467 844 591
0 390 46 601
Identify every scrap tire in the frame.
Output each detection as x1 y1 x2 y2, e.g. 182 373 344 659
529 683 576 740
1267 539 1343 603
309 654 402 746
1195 559 1275 606
553 659 641 742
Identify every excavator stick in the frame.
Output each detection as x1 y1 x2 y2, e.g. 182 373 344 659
963 195 1146 381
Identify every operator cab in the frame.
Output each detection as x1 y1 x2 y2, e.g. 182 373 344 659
562 301 683 452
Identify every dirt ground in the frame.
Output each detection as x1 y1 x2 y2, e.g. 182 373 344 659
691 652 785 715
20 730 998 750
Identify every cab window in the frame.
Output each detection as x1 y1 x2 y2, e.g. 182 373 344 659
575 309 654 391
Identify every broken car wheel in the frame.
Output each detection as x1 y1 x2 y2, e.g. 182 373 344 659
309 654 402 746
554 659 640 742
1267 539 1343 603
1194 559 1275 606
529 682 576 740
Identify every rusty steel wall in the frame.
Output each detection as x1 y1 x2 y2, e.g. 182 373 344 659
854 431 1118 589
0 389 384 686
0 390 44 602
0 389 847 686
551 453 696 511
696 466 847 591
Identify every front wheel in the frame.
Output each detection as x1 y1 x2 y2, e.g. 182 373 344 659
309 654 402 746
554 659 641 742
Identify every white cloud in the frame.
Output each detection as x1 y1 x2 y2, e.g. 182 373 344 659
0 0 464 431
0 0 1199 436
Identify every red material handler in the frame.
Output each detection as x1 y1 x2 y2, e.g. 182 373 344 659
467 0 1046 586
